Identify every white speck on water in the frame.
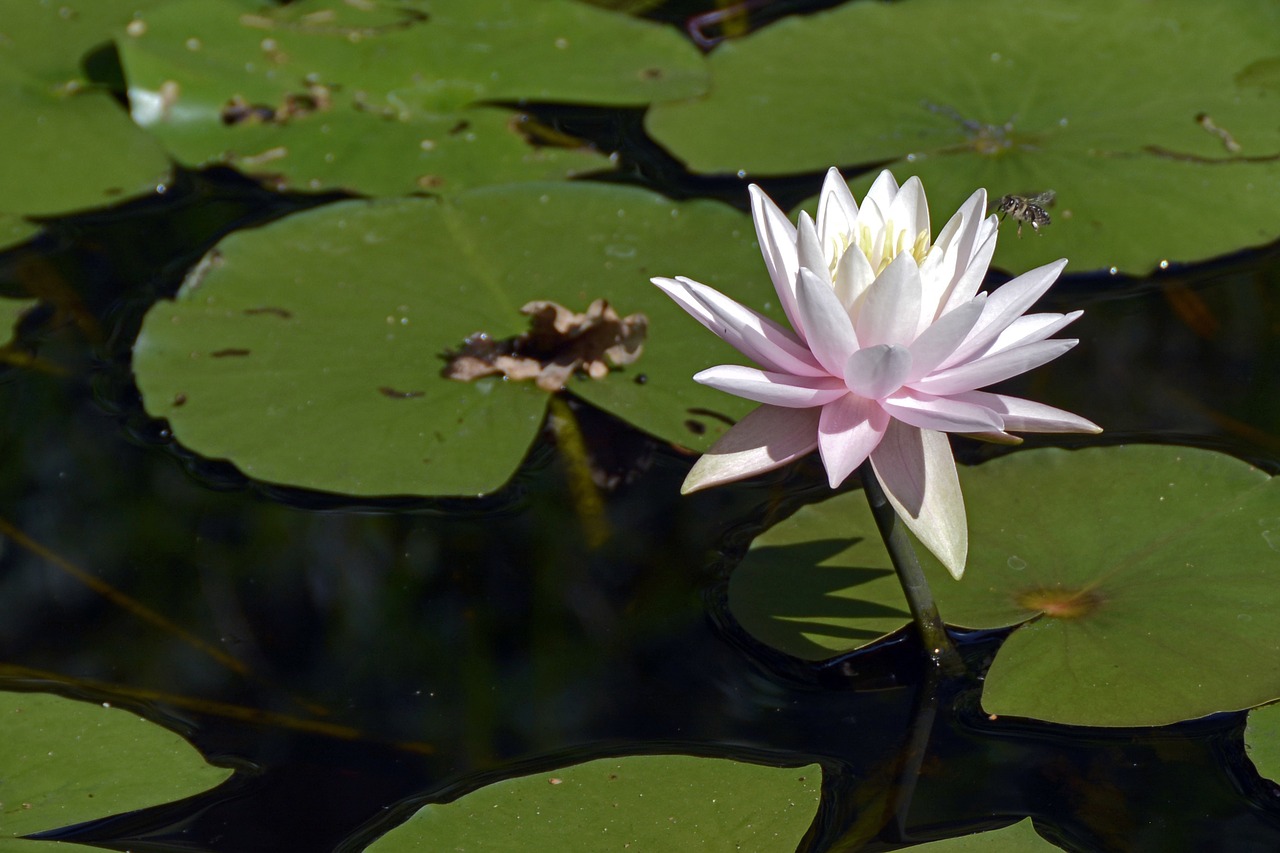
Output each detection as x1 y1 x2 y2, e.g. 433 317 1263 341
1159 260 1170 269
990 52 1001 62
1007 555 1027 571
1108 266 1118 276
736 170 747 179
185 37 201 50
555 37 569 49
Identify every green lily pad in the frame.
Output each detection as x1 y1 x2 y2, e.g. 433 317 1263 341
732 445 1280 727
913 818 1061 851
0 690 232 849
133 182 772 496
1 299 39 343
115 0 706 196
1245 700 1280 787
645 0 1280 275
0 1 174 216
364 755 821 852
1245 702 1280 784
0 216 40 253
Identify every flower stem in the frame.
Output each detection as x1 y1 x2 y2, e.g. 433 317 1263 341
859 460 965 675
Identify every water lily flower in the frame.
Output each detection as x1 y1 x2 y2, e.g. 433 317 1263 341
653 169 1100 579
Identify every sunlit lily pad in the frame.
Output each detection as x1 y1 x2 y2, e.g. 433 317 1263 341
0 690 231 848
1245 701 1280 784
1 298 39 344
913 818 1061 851
133 183 770 496
645 0 1280 275
732 445 1280 727
364 755 821 852
0 216 40 254
115 0 706 196
0 1 174 217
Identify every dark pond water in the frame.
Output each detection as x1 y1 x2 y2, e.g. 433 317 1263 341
4 12 1280 852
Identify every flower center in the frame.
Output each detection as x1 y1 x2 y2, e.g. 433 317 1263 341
848 222 931 277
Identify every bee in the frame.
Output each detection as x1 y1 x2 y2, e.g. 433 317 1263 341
996 191 1056 237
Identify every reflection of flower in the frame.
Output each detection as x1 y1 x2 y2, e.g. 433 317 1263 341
653 169 1099 578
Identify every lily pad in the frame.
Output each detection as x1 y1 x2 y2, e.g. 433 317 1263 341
364 755 821 852
133 182 771 496
115 0 706 196
732 445 1280 727
0 0 174 217
1 298 39 344
1245 702 1280 785
0 690 232 848
645 0 1280 275
0 216 39 254
913 818 1061 851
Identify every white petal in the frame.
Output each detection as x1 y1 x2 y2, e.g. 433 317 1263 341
952 390 1102 433
674 278 827 377
940 258 1067 369
795 267 858 376
682 405 819 493
695 364 848 408
817 168 858 261
843 344 912 400
749 184 804 338
887 175 930 253
870 423 968 579
920 188 987 319
833 240 877 312
906 296 986 381
882 389 1004 432
983 310 1082 355
913 338 1078 396
937 221 998 318
817 395 889 487
796 211 830 282
855 252 922 347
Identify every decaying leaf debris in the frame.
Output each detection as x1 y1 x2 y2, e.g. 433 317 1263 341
442 299 647 392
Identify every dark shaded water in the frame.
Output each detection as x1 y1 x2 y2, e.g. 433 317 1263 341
4 26 1280 853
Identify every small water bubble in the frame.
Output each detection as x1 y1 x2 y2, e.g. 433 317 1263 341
1007 555 1027 571
905 153 918 162
1159 259 1169 270
1238 613 1254 621
185 37 201 51
260 38 276 52
1058 117 1069 127
736 170 747 179
990 52 1002 62
1108 266 1118 276
605 244 637 259
420 139 435 151
554 37 569 49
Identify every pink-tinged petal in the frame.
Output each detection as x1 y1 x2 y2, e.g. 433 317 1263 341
695 364 848 408
817 394 888 487
952 390 1102 433
913 338 1077 396
795 267 858 375
843 344 912 400
855 252 922 347
817 168 858 260
906 296 986 381
749 185 803 337
936 221 998 318
887 175 930 252
652 277 823 377
682 405 819 494
871 424 967 579
833 239 876 311
677 278 827 377
882 389 1004 432
796 211 830 282
920 188 987 319
983 310 1082 355
939 258 1067 369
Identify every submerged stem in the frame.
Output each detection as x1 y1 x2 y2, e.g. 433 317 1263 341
859 460 964 675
